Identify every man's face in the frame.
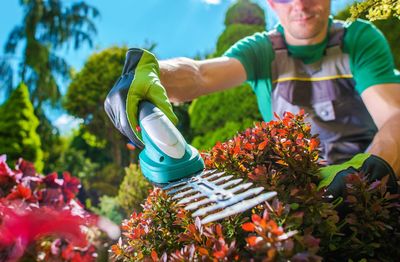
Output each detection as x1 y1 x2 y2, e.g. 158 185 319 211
268 0 331 43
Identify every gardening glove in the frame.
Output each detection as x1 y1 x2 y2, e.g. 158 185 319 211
104 48 178 150
318 153 398 199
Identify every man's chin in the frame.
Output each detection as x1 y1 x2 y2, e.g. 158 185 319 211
288 24 323 41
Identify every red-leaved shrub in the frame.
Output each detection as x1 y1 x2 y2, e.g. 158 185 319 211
111 111 400 261
0 155 100 262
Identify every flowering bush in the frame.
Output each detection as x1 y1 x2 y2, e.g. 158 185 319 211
111 111 400 261
0 155 102 262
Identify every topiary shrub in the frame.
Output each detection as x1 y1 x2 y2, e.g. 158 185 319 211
189 85 262 149
224 0 266 27
111 111 400 261
215 24 265 57
0 83 43 172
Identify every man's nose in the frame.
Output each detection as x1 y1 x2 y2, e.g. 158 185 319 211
291 0 311 10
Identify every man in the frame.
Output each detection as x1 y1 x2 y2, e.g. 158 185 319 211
105 0 400 197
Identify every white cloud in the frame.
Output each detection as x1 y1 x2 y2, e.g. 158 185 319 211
54 114 83 135
201 0 222 4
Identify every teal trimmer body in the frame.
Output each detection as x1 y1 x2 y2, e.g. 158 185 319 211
138 101 204 184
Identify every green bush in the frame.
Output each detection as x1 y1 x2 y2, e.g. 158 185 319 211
189 85 262 149
215 24 265 57
91 195 124 225
92 163 124 197
189 85 260 134
117 164 152 215
0 83 43 171
191 118 255 150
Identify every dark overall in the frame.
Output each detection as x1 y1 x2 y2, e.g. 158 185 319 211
268 21 378 164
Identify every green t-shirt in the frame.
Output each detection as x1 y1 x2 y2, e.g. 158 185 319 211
224 18 400 121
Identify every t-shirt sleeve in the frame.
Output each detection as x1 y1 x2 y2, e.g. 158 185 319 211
344 19 400 94
223 32 273 85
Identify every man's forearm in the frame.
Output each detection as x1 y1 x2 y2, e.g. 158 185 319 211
367 112 400 177
159 58 204 103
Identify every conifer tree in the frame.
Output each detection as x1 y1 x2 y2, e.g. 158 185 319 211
0 83 43 171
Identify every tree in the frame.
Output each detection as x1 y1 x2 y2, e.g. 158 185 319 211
0 58 13 99
349 0 400 21
189 0 264 149
4 0 99 107
64 46 130 167
0 83 43 171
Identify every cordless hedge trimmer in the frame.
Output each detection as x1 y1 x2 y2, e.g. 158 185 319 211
105 48 276 224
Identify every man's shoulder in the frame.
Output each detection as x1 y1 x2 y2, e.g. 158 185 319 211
230 30 273 51
242 31 271 43
340 18 384 52
342 18 380 34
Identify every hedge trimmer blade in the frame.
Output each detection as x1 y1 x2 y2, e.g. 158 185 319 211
162 169 277 224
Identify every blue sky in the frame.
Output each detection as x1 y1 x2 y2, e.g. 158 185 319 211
0 0 352 134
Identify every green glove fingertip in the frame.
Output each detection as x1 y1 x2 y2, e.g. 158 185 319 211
318 153 371 189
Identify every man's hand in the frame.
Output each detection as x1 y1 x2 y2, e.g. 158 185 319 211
319 153 398 198
104 48 178 149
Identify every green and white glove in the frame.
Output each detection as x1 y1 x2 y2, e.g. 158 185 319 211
104 48 178 149
319 153 398 198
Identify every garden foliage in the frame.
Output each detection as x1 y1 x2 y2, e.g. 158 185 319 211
349 0 400 21
0 155 103 262
189 87 261 150
111 111 400 261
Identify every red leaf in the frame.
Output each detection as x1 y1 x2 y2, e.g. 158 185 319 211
242 222 255 232
44 172 62 187
246 236 259 246
213 250 226 259
258 139 268 150
111 245 123 256
309 138 319 151
244 142 253 151
62 172 81 201
251 214 261 223
151 250 159 262
16 158 37 178
215 224 223 238
198 247 209 256
6 184 32 201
